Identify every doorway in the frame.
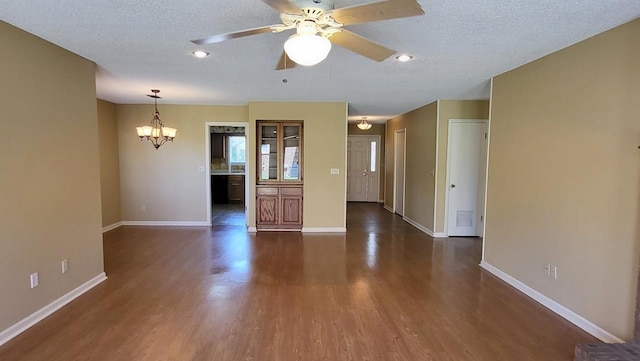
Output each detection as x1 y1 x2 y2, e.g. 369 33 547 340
347 135 380 202
394 129 406 216
445 120 488 236
205 123 248 226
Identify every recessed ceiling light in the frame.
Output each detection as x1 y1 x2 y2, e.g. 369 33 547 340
192 50 210 58
396 54 413 62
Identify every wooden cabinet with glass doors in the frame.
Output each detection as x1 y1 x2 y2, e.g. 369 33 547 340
256 121 303 230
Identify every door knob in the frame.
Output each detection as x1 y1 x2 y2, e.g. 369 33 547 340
450 184 456 188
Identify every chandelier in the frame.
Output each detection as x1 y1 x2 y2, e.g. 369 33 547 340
357 117 372 130
136 89 177 150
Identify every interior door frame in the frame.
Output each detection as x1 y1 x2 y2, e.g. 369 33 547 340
205 122 249 226
393 129 407 215
347 135 381 202
444 119 488 236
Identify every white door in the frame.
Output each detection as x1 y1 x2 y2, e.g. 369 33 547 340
394 130 406 216
446 121 487 236
347 136 380 202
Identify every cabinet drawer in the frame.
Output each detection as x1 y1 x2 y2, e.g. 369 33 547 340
257 187 279 196
281 187 302 196
228 175 243 186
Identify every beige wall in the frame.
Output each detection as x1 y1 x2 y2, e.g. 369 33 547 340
248 102 348 229
348 123 385 201
435 100 489 233
0 21 104 331
385 102 438 231
117 105 248 222
98 99 121 228
485 19 640 340
117 102 347 229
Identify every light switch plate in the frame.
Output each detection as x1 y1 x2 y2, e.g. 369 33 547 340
30 272 39 288
330 168 340 175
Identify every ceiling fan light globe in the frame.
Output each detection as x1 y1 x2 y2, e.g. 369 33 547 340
284 34 331 66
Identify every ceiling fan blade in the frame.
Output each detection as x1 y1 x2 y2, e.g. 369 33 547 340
330 30 395 62
276 51 297 70
330 0 424 26
191 26 274 45
261 0 301 14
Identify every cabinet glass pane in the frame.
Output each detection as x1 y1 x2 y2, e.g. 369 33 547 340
282 125 300 181
260 125 278 180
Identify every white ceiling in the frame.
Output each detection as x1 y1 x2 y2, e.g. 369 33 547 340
2 0 639 121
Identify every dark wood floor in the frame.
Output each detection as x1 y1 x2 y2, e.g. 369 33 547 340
0 203 595 360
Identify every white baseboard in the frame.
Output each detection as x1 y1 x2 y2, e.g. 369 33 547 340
102 222 122 233
121 221 209 227
301 227 347 233
383 205 394 213
479 261 623 343
403 216 434 236
0 272 107 347
378 199 384 203
247 227 257 233
433 232 448 238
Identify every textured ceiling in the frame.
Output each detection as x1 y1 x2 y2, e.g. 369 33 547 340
1 0 639 121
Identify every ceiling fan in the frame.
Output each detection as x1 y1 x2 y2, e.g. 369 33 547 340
191 0 424 70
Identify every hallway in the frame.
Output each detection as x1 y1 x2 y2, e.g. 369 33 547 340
0 203 595 360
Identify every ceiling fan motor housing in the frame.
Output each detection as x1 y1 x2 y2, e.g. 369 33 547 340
291 0 334 12
297 19 319 35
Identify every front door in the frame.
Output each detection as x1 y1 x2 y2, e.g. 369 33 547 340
347 136 379 202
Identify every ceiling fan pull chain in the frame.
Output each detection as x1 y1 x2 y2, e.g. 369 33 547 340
329 51 332 82
283 54 288 83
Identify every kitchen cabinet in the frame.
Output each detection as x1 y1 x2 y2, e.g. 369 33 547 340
256 121 303 230
211 174 245 205
228 175 245 203
211 134 226 159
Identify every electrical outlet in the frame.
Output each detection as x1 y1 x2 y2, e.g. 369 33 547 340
544 264 551 276
30 272 39 288
141 204 146 211
552 266 558 280
62 259 69 274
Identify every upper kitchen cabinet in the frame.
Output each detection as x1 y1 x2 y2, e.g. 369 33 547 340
211 133 226 159
257 121 303 184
